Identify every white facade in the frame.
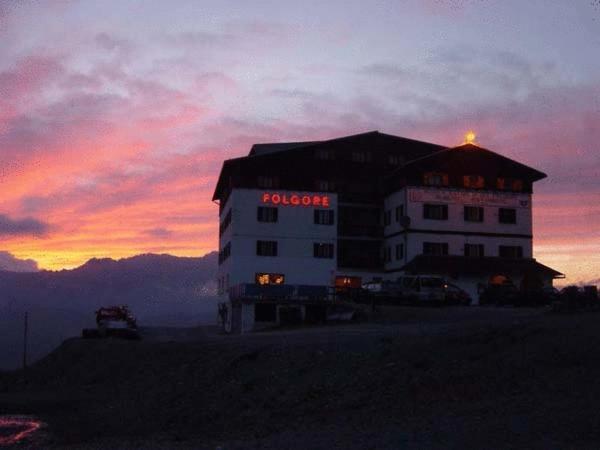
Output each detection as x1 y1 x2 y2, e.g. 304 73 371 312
217 189 338 297
382 187 533 273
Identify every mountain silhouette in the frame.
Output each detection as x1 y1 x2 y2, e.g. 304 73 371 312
0 252 219 370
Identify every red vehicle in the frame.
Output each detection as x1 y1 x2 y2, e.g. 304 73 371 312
82 305 140 339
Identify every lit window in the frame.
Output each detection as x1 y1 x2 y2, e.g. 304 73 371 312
497 178 523 192
255 273 285 285
424 172 448 186
464 206 484 222
463 175 484 189
423 204 448 220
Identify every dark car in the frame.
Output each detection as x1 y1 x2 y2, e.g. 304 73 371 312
444 283 472 305
479 283 520 306
519 286 559 306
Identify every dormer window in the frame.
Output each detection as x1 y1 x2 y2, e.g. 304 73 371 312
424 172 448 186
351 151 372 163
315 148 335 160
388 154 403 165
315 179 336 192
463 175 484 189
257 176 279 188
497 177 523 192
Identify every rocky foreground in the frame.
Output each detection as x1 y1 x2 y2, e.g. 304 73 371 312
2 307 600 449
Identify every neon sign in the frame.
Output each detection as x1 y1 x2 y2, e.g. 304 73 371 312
262 192 330 207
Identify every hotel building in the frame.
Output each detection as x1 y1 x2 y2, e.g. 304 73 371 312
212 131 561 330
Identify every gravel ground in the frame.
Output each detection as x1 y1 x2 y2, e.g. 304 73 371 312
2 306 600 449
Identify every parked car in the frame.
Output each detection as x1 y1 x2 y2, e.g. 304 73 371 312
361 275 447 305
479 283 520 306
519 286 559 306
396 275 447 304
444 283 472 305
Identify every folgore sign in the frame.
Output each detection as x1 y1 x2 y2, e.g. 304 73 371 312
262 192 330 207
409 188 530 208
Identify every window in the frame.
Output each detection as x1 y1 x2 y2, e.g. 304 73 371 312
314 209 334 225
464 206 484 222
257 206 278 223
395 243 404 260
315 148 335 160
423 242 449 256
351 151 372 163
256 240 278 256
463 175 485 189
383 246 392 263
315 179 336 192
395 205 404 222
424 172 448 186
257 176 279 188
313 243 334 259
219 209 232 235
218 242 231 264
383 210 391 226
499 208 517 224
388 154 403 165
499 245 523 258
423 204 448 220
497 178 523 192
464 243 484 257
255 273 285 285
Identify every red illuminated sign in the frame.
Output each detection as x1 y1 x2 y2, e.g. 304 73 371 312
262 192 330 207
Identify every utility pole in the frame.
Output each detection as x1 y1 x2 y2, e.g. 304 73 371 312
23 311 28 370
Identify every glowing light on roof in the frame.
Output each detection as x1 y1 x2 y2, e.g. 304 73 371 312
464 130 477 145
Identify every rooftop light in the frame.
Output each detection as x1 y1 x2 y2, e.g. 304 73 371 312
464 130 477 145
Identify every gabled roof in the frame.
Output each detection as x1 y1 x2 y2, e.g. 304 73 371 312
392 143 547 182
249 141 322 156
401 255 563 278
212 131 446 200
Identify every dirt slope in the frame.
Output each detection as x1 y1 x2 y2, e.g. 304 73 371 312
2 308 600 449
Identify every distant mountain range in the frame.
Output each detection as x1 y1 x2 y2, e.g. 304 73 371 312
0 252 219 370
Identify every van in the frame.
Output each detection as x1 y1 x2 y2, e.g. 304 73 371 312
361 275 447 303
395 275 447 302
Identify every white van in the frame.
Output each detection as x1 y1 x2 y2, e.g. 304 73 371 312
395 275 446 302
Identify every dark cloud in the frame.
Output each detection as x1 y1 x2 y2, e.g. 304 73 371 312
0 251 39 272
0 214 49 236
143 228 173 238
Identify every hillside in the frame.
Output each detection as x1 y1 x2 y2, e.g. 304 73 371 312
3 308 600 449
0 252 218 370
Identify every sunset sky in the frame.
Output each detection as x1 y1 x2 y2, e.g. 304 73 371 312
0 0 598 284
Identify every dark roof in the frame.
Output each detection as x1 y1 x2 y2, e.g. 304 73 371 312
391 143 547 182
249 141 322 156
212 131 446 200
401 255 563 279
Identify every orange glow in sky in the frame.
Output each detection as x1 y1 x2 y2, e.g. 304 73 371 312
0 1 599 287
